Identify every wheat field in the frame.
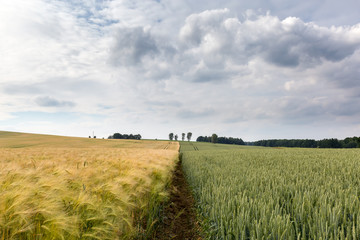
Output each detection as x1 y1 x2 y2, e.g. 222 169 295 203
0 131 179 239
181 142 360 239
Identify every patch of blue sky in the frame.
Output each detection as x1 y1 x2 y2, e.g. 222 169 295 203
62 0 118 27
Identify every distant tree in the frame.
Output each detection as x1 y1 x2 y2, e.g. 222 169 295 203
196 136 204 142
182 133 185 141
169 133 174 141
93 136 96 138
211 133 218 144
342 137 360 148
187 132 192 141
343 141 358 148
108 133 141 140
175 134 178 141
318 138 341 148
113 133 122 139
89 136 91 138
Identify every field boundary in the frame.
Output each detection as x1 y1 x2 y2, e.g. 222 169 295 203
154 155 202 239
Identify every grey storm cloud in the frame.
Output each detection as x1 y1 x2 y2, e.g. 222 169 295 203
35 96 75 107
188 65 237 82
110 27 159 66
323 58 360 89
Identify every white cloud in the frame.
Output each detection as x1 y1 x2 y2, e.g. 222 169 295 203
1 1 360 140
178 10 360 69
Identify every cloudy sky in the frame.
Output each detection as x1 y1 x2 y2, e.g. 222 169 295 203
1 0 360 141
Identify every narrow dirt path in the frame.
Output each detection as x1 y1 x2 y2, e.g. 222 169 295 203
154 159 202 240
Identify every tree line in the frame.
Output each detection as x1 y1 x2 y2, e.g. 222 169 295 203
169 132 192 141
197 134 245 145
108 133 142 140
250 137 360 148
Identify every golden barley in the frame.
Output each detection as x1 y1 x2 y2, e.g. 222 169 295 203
0 132 179 239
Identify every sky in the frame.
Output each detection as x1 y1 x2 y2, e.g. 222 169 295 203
1 0 360 141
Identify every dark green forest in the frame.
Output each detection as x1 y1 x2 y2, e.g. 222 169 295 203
108 133 142 140
197 135 245 145
197 135 360 148
250 137 360 148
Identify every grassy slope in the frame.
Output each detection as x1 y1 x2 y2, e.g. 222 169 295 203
0 131 165 149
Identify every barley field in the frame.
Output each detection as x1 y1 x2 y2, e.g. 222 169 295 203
181 142 360 239
0 131 179 239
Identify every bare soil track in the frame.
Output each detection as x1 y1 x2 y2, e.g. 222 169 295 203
154 159 202 240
